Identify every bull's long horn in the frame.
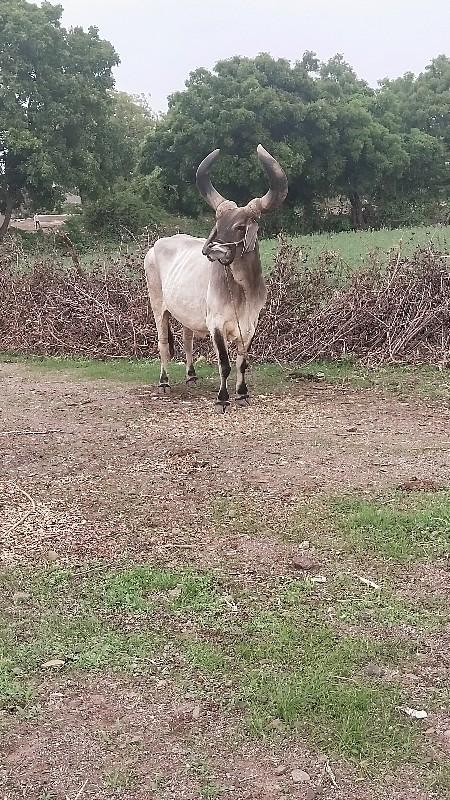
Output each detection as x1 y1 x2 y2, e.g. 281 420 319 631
196 149 229 211
254 145 288 214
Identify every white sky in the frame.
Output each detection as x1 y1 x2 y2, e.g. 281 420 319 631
33 0 450 113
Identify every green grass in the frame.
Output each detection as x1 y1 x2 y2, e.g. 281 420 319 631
259 224 450 271
210 488 450 563
332 491 450 561
12 222 450 273
0 561 446 773
327 574 449 634
2 353 450 402
211 488 444 551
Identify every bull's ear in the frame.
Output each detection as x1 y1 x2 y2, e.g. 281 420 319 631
243 221 259 253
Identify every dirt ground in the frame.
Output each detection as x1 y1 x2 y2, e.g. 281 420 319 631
1 362 449 799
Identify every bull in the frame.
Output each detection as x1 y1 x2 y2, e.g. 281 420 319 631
144 145 288 411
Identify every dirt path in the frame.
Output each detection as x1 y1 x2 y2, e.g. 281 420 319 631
1 363 449 799
1 362 450 569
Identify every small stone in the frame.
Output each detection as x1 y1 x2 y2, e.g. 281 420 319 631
290 769 311 783
275 765 288 775
12 591 30 602
292 554 319 571
167 585 182 601
364 662 385 677
443 729 450 740
47 550 58 562
269 719 285 733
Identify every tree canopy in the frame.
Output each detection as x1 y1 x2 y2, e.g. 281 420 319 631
141 52 450 229
1 5 450 240
0 0 119 238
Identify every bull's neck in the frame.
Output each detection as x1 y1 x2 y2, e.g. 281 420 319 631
229 243 264 291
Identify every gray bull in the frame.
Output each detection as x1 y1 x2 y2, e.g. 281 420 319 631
144 145 288 411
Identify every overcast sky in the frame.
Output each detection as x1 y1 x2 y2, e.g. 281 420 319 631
38 0 450 113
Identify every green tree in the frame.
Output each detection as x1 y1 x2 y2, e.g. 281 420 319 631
108 91 156 180
140 53 319 217
140 52 412 230
318 54 374 101
370 56 450 223
0 0 119 240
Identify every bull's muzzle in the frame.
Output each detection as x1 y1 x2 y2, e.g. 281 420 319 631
202 240 236 265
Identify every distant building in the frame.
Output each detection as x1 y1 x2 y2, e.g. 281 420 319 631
64 193 82 206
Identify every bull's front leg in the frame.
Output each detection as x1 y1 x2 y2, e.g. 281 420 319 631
235 337 252 406
213 328 231 412
156 310 172 394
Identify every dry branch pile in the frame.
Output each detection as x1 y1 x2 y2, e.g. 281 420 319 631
258 239 450 365
0 251 155 358
1 235 450 366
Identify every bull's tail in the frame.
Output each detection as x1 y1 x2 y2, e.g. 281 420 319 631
168 319 175 359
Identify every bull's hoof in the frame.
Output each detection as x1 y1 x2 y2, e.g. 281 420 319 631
158 383 171 396
235 394 250 407
214 400 230 414
186 375 198 384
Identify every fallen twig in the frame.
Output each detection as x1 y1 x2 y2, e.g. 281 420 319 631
4 509 34 535
352 574 381 591
67 778 88 800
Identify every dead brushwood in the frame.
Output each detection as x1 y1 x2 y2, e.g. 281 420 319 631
1 236 450 366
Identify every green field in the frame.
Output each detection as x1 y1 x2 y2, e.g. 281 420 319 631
259 224 450 271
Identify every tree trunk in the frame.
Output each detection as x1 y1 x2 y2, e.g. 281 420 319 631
0 197 14 242
349 192 365 229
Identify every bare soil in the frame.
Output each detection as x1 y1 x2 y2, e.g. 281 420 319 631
1 362 449 799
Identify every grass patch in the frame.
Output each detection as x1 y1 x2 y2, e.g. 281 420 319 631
209 488 450 563
2 353 449 401
103 766 137 792
1 560 447 774
333 583 447 638
332 491 450 561
279 575 448 634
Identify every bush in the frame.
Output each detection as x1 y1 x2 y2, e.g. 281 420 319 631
63 214 101 251
369 196 445 229
83 187 161 237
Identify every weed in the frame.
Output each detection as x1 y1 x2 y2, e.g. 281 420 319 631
104 766 136 791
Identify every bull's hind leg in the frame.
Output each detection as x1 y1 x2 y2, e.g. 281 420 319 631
213 328 231 412
155 310 173 394
183 327 197 383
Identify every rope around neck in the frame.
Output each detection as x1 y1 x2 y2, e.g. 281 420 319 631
223 264 247 359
